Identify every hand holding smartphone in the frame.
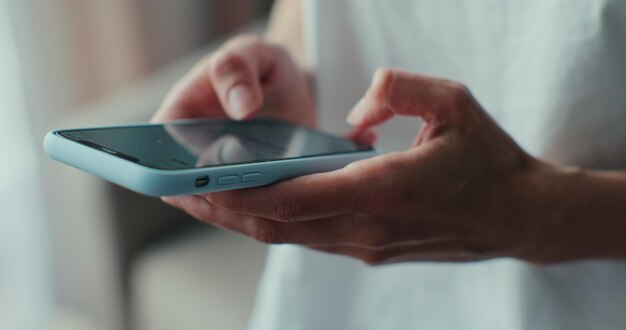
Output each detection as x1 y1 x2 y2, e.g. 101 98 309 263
44 36 375 196
44 118 377 196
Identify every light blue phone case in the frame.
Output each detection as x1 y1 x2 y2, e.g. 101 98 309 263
44 124 378 197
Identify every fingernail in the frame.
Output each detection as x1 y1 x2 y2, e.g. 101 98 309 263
347 98 366 125
228 84 254 120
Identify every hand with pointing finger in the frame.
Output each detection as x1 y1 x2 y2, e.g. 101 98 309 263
152 35 315 127
164 68 569 265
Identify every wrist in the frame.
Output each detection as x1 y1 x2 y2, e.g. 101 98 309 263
517 162 581 264
508 159 567 264
519 161 626 264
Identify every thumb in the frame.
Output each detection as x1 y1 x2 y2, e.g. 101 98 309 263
347 68 470 129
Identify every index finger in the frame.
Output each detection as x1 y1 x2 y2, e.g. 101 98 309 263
347 68 471 129
151 57 223 123
204 153 405 222
205 169 356 222
152 35 275 123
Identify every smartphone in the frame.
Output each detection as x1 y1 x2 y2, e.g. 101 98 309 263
44 118 378 196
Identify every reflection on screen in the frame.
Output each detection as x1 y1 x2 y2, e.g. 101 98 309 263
59 119 370 170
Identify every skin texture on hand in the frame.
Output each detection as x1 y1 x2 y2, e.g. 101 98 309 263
154 0 626 263
162 68 573 265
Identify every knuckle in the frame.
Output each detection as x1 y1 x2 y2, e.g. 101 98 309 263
441 82 474 120
267 43 291 62
250 221 287 244
181 199 214 223
209 192 243 211
446 82 473 109
210 50 249 80
273 197 306 222
450 82 470 98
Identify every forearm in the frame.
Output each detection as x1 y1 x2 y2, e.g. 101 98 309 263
535 164 626 263
266 0 306 67
265 0 317 119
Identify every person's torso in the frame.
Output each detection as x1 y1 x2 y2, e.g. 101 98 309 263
249 1 626 329
311 0 626 166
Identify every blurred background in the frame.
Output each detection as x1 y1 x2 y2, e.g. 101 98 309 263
0 0 274 329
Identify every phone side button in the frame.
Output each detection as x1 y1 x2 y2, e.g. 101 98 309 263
241 172 262 183
217 175 239 185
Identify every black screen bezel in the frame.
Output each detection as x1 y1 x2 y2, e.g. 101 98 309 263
56 119 374 170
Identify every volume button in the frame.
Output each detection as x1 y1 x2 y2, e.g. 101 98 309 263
217 175 238 185
241 172 262 183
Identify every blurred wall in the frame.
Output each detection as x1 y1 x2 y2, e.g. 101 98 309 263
0 1 53 328
138 0 271 71
11 0 273 135
4 1 273 328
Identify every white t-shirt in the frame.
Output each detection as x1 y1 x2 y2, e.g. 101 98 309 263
249 1 626 329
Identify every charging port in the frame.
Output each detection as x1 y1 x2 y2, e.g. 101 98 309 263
195 176 210 188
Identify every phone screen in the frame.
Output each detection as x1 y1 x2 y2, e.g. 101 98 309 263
57 119 372 170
